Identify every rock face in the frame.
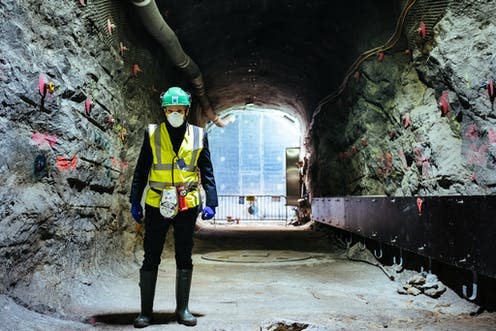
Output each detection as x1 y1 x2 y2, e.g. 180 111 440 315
308 0 496 197
0 1 407 316
0 0 174 313
0 0 495 322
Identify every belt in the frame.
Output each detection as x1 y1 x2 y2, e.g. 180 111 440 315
150 184 198 195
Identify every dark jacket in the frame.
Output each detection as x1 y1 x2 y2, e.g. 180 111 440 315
129 121 218 208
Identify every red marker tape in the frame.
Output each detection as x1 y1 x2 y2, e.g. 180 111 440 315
56 155 78 171
418 21 427 39
416 197 423 215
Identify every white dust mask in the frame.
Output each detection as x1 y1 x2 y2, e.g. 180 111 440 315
167 112 185 128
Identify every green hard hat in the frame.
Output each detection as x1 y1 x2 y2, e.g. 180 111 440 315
160 87 191 107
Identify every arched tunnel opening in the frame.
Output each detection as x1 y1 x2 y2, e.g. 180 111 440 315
1 0 496 330
204 106 302 224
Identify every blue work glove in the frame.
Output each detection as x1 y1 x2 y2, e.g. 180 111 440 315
201 206 216 220
130 202 143 223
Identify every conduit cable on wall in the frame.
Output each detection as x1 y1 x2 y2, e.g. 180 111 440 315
314 0 419 116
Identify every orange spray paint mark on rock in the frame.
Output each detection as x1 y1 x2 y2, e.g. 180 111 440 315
56 155 78 171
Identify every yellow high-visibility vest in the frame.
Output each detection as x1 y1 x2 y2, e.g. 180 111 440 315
145 123 204 209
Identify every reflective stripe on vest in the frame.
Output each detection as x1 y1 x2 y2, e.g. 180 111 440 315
145 123 204 208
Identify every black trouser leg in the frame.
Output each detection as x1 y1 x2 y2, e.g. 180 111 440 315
135 206 171 328
142 206 172 271
172 208 198 270
137 206 198 327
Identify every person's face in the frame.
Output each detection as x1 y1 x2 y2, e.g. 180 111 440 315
163 105 188 116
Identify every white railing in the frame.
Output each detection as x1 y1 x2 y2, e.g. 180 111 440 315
214 195 293 223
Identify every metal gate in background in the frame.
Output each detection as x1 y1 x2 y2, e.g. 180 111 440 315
213 195 292 223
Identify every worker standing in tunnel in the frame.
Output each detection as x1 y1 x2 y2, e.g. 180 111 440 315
129 86 218 328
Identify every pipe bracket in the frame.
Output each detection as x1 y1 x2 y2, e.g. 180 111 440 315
132 0 152 7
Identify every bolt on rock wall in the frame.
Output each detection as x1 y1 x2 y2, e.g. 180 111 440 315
0 0 173 314
308 0 496 197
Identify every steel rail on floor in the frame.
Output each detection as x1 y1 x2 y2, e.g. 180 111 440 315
311 196 496 279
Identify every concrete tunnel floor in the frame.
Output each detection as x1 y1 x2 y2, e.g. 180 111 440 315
2 222 496 331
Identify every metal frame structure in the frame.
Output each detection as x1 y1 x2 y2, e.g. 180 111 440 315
312 196 496 279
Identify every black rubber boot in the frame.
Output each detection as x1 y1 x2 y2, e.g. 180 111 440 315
134 270 158 328
175 269 197 326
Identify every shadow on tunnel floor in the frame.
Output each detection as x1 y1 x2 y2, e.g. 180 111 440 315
89 312 205 326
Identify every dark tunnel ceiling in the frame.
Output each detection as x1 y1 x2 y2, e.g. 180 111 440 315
154 0 402 120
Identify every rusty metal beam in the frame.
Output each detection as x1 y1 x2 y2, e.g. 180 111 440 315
312 196 496 278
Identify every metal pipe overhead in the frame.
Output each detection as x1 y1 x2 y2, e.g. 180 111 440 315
130 0 225 127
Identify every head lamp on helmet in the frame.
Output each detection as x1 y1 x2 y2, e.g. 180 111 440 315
160 87 191 107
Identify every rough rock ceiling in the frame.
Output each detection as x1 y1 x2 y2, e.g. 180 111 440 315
153 0 401 122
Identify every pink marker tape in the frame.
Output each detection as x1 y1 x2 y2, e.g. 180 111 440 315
38 74 46 96
464 123 479 140
416 197 423 216
488 129 496 144
32 132 58 149
111 157 129 170
85 97 92 115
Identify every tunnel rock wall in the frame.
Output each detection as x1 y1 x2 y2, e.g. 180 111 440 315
308 0 496 197
0 0 172 313
160 0 402 120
